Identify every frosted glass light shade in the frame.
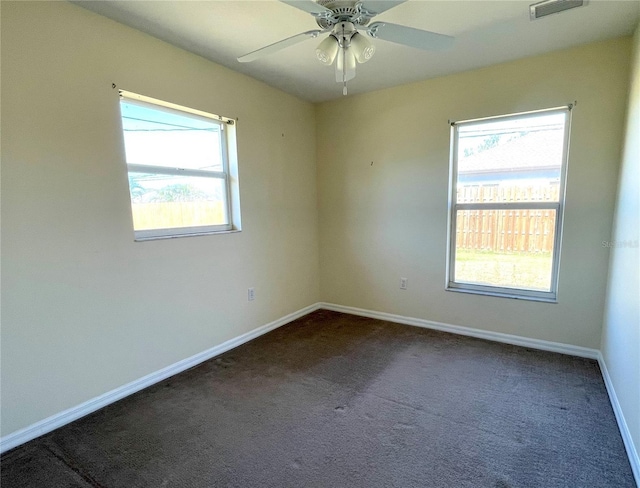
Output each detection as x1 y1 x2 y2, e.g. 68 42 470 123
350 32 376 63
316 35 339 65
335 47 356 82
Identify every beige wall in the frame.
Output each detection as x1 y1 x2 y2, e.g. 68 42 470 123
317 37 631 349
0 1 320 436
602 25 640 470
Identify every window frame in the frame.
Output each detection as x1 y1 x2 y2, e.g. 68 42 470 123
446 106 572 302
119 90 239 240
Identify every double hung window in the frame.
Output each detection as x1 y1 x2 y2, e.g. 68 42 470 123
119 91 239 240
447 107 571 301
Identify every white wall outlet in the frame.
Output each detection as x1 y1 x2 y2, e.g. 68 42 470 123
400 278 408 290
248 287 255 301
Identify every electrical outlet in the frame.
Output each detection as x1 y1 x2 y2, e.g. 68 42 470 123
248 287 255 301
400 278 408 290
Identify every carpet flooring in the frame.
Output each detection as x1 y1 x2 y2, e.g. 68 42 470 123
1 310 635 487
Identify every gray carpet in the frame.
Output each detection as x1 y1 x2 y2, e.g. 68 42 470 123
1 310 635 487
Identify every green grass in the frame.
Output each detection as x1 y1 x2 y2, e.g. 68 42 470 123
455 249 553 291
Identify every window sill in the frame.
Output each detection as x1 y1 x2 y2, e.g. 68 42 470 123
134 229 241 242
446 284 558 303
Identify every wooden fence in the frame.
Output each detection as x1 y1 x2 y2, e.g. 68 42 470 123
456 185 559 253
132 201 225 230
457 184 560 204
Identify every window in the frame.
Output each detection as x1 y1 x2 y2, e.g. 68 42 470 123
447 107 571 301
119 91 240 240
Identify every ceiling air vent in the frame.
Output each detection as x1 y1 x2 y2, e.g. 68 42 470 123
529 0 587 20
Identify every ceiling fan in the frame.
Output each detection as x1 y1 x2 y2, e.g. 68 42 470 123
237 0 454 95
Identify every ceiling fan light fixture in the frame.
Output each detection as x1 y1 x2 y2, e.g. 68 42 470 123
315 35 339 65
350 32 376 63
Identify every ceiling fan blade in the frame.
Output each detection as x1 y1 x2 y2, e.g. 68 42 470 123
279 0 332 16
359 0 408 16
367 22 454 51
238 30 324 63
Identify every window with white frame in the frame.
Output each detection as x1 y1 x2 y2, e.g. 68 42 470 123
119 90 240 240
447 107 571 301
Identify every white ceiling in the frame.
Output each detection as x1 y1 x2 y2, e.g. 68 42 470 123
74 0 640 103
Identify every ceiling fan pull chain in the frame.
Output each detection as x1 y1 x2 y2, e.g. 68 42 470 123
342 40 348 95
342 23 348 96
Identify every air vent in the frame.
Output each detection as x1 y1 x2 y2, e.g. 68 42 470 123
530 0 587 20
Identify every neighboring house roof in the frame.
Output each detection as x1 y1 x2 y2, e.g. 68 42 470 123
458 130 564 175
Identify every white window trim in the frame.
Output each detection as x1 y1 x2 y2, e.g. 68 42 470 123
445 106 572 302
119 90 241 241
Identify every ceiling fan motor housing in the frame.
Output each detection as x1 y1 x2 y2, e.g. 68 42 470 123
314 0 371 29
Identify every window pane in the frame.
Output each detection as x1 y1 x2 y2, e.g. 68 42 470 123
128 173 228 230
457 112 566 203
121 101 223 172
454 209 557 291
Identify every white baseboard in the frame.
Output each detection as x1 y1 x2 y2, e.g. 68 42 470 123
319 302 599 359
0 302 322 454
598 353 640 487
